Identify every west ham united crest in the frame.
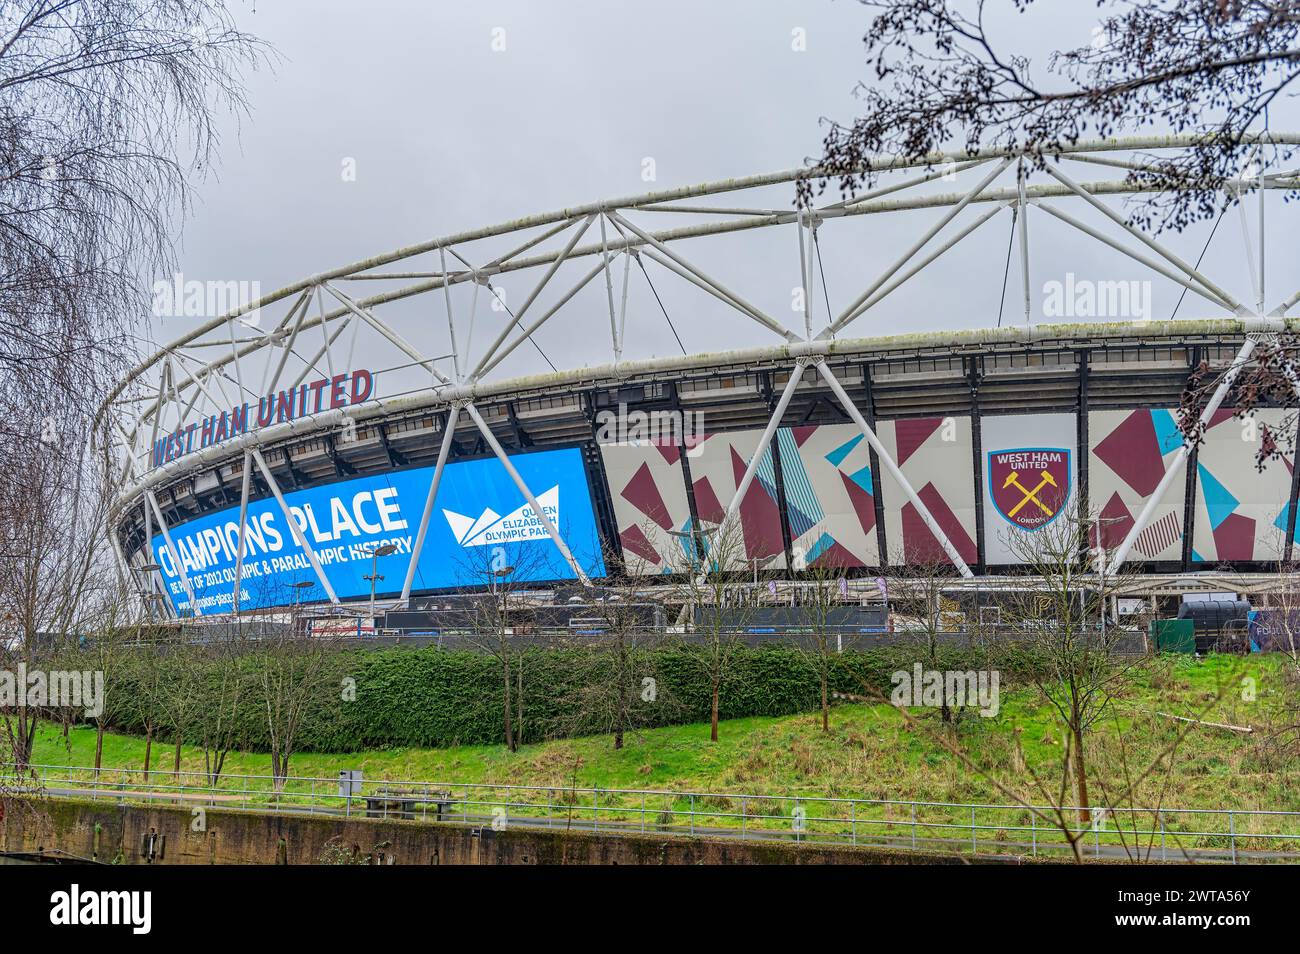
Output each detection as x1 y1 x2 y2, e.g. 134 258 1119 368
987 448 1071 531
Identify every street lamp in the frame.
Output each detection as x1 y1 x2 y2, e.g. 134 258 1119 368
492 564 515 637
668 522 716 565
137 562 164 621
291 580 315 636
363 542 399 622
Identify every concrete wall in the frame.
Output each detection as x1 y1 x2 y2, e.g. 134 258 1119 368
3 798 1021 865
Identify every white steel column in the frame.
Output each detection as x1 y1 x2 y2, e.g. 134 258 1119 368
146 491 202 616
815 360 975 578
439 246 461 380
400 404 462 602
1016 162 1031 324
463 402 591 585
251 448 340 604
140 494 168 612
599 213 620 362
1106 336 1259 574
106 532 132 609
797 210 814 340
717 362 805 540
231 450 253 613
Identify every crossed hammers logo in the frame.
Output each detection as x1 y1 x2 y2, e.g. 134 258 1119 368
1003 469 1058 518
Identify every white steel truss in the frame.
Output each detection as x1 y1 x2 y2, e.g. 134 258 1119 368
94 135 1300 610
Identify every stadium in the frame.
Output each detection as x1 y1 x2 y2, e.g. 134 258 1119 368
96 135 1300 630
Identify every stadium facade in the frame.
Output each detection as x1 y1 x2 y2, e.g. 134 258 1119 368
96 136 1300 617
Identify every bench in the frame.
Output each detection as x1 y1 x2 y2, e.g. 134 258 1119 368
362 788 454 821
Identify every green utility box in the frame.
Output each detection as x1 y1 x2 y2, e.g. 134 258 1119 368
1150 618 1195 654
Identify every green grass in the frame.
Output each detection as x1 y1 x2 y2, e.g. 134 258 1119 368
27 653 1300 813
21 653 1300 858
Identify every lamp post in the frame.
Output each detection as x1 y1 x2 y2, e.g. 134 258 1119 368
291 580 315 638
491 564 519 750
668 523 717 628
363 542 399 624
138 562 163 621
668 522 716 565
492 564 516 636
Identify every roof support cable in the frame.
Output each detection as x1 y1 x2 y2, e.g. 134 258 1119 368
635 253 687 356
1169 208 1226 321
811 223 834 334
487 279 557 373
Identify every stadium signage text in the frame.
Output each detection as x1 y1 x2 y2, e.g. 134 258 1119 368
150 368 374 468
444 486 560 547
150 447 606 613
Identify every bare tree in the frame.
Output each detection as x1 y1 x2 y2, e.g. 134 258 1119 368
670 518 757 743
79 598 139 774
251 626 343 792
833 512 1241 862
0 413 118 771
153 640 204 778
791 562 858 733
0 0 267 783
130 642 168 781
1 3 267 453
855 655 1241 862
227 577 346 789
1178 348 1300 469
888 553 972 726
193 631 252 786
564 549 674 749
455 542 553 752
1002 502 1139 825
804 1 1298 232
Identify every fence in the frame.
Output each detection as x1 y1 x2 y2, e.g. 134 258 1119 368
8 763 1298 863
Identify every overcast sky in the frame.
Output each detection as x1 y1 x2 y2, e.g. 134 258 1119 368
145 0 1300 391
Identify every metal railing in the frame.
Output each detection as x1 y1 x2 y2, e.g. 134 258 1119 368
8 762 1298 863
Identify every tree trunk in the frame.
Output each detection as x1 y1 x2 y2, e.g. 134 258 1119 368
173 735 183 776
1073 721 1091 825
11 717 36 772
821 675 829 732
503 659 515 752
143 726 153 781
272 750 288 792
710 680 720 742
94 724 104 773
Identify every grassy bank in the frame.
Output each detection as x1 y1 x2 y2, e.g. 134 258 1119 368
26 654 1299 812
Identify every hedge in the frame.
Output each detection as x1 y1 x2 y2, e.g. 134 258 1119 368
100 642 1034 754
